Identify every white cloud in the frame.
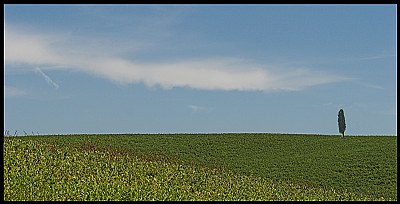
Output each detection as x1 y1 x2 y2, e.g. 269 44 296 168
4 28 67 66
4 26 350 92
34 67 60 90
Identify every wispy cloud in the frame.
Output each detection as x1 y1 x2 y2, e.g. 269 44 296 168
188 105 208 113
362 83 384 90
357 53 396 61
4 86 26 98
335 53 396 63
375 107 396 116
4 26 350 92
34 67 59 90
352 80 384 90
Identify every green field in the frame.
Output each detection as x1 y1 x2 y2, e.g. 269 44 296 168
3 133 397 201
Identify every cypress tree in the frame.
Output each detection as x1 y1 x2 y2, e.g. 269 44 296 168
338 109 346 137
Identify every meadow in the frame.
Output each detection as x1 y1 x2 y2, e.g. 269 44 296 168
3 133 397 201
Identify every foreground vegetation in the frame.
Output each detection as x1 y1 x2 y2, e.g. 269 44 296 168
4 133 397 200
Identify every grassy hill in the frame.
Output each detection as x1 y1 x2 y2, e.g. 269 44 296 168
3 133 397 201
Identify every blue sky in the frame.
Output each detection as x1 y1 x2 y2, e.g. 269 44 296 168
4 4 397 135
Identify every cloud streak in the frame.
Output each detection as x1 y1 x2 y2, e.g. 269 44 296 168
34 67 60 90
4 26 350 92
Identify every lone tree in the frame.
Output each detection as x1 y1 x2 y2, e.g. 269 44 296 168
338 109 346 137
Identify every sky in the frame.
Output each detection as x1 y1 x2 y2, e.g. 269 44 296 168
4 4 397 136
